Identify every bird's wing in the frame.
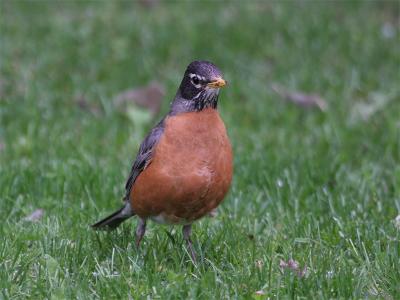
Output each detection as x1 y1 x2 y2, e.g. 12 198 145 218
124 118 165 201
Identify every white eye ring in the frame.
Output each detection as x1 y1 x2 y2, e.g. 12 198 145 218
189 73 203 88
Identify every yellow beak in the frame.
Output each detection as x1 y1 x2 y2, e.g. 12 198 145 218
207 78 227 88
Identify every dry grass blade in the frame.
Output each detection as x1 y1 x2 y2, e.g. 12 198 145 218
272 84 327 111
255 290 266 296
113 82 165 116
394 215 400 230
23 209 44 222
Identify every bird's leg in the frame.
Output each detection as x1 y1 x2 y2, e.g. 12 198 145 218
182 224 196 262
135 218 147 248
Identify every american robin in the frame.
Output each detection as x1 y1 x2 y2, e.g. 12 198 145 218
92 61 233 261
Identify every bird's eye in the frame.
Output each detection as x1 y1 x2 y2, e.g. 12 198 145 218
191 76 200 85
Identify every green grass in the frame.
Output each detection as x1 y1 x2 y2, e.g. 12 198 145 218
1 1 399 299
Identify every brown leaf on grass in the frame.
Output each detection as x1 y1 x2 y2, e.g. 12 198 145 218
279 259 289 269
75 95 102 116
255 259 264 270
280 259 308 278
23 209 44 222
287 258 299 270
272 84 327 111
113 82 165 116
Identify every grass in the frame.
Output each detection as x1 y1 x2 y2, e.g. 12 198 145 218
1 1 399 299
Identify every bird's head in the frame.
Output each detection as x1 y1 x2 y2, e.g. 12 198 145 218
174 61 227 112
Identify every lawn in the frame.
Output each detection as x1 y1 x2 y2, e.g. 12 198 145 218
1 1 399 299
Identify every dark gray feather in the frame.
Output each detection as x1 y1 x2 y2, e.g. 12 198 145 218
124 118 165 200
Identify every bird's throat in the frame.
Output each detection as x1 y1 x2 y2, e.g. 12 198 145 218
170 90 219 115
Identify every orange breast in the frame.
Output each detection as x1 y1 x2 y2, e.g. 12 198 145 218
130 108 233 224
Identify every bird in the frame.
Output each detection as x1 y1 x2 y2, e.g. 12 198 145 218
92 61 233 261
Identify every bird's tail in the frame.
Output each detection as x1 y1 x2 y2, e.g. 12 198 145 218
92 202 135 230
